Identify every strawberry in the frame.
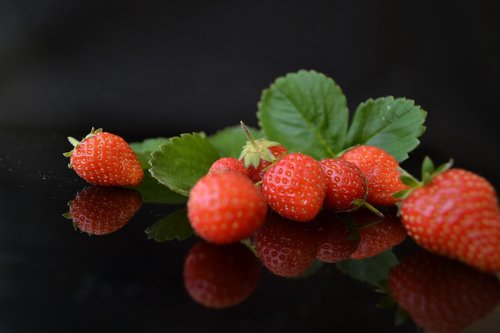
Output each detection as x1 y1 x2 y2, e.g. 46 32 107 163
253 214 319 277
341 145 408 206
187 172 268 244
349 209 407 259
238 122 288 182
399 159 500 272
320 158 367 211
184 241 261 309
208 157 249 177
389 251 500 333
262 153 327 222
64 128 144 186
66 186 142 235
315 212 359 263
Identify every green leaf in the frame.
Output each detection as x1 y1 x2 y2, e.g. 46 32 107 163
209 125 263 158
145 208 194 242
400 175 420 187
149 133 220 196
130 172 187 204
130 137 170 169
421 156 435 180
345 97 427 162
258 70 348 159
336 251 399 286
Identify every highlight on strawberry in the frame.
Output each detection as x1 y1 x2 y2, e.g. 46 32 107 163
64 128 144 186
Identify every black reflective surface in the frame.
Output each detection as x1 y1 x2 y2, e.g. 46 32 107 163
1 130 499 333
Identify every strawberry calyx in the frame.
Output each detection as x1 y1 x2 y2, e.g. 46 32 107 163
63 127 103 167
393 157 453 200
239 121 282 168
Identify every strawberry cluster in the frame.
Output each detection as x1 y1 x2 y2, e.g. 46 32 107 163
186 123 408 245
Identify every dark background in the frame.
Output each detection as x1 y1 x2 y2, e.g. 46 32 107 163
1 0 500 183
1 1 500 332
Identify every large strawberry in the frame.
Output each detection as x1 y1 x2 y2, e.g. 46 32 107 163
239 121 288 183
66 186 143 235
349 209 407 259
341 145 408 206
184 241 261 309
254 214 319 277
64 128 144 186
208 157 249 177
262 153 327 222
187 172 268 244
389 251 500 333
398 158 500 272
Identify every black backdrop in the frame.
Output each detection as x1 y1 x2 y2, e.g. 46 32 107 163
1 0 499 183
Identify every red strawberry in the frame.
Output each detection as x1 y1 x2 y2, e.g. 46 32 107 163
184 241 261 309
389 251 500 333
350 210 407 259
262 153 327 222
253 214 319 277
208 157 249 177
67 186 142 235
315 212 359 263
400 165 500 272
341 145 408 206
64 128 144 186
246 145 288 182
187 172 268 244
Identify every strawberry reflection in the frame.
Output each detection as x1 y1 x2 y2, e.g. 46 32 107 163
66 186 142 235
389 251 500 333
253 214 319 277
349 209 407 259
183 241 260 309
315 211 359 263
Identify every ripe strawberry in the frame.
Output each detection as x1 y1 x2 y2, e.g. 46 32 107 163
67 186 142 235
253 214 319 277
350 210 407 259
246 145 288 182
341 145 408 206
389 251 500 333
315 212 359 263
400 163 500 272
208 157 249 177
187 172 268 244
184 241 261 309
64 128 144 186
262 153 327 222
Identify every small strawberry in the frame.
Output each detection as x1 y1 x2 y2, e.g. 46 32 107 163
184 241 261 309
315 212 359 263
341 145 408 206
349 209 407 259
398 158 500 272
208 157 249 177
238 121 288 182
253 214 319 277
389 251 500 333
262 153 327 222
64 128 144 186
66 186 142 235
187 172 268 244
